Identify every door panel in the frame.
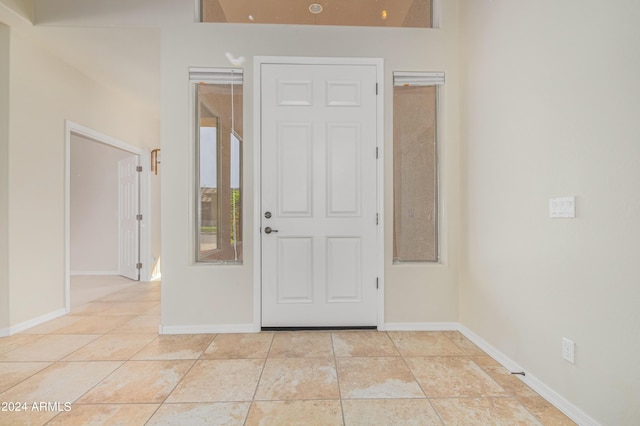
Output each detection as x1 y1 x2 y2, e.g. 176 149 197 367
261 62 378 327
118 155 140 281
327 123 361 216
277 237 314 303
326 237 362 302
277 123 313 217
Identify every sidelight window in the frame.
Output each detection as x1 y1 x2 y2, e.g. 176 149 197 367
393 71 444 263
191 68 243 263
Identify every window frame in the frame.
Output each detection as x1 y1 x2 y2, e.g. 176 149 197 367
195 109 222 258
392 71 444 264
191 67 244 264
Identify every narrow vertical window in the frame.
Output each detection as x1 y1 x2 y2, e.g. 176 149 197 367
393 71 444 263
191 68 243 263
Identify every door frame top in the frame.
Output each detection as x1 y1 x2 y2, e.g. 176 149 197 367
252 56 385 331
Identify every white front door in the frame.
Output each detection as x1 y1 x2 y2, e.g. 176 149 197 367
118 155 140 280
261 61 379 327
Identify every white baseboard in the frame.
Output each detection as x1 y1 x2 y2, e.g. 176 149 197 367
70 270 119 276
382 322 459 331
0 327 9 338
115 318 598 425
159 323 259 335
7 308 68 335
458 324 600 426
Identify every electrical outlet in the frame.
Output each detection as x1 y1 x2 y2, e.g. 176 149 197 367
562 337 575 364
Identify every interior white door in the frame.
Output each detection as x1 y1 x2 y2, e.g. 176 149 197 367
118 155 140 280
261 62 379 327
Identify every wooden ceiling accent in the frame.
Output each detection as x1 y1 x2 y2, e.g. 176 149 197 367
202 0 431 28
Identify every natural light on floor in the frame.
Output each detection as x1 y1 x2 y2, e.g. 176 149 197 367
0 276 575 425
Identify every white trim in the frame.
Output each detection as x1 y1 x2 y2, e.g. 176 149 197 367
393 71 445 86
193 0 201 22
189 67 243 84
159 323 259 335
374 59 385 330
64 121 152 315
70 270 120 276
6 308 67 336
431 0 442 29
458 324 600 426
252 59 261 331
382 322 459 332
253 56 384 331
0 327 8 338
457 325 523 372
380 321 598 425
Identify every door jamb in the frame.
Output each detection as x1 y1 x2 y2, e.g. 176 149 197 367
64 120 151 313
252 56 385 331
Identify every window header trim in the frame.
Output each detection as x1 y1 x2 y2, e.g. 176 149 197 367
393 71 444 87
189 67 243 85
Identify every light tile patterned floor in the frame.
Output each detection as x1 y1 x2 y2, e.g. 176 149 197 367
0 281 576 425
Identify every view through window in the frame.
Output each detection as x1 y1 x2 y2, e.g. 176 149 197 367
393 72 443 262
194 69 243 263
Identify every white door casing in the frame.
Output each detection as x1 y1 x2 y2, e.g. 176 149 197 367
260 61 381 327
65 121 151 313
118 155 140 280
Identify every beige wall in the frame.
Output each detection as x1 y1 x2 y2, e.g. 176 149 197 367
0 23 9 332
4 21 159 326
459 0 640 423
161 3 460 328
70 134 132 274
0 0 32 22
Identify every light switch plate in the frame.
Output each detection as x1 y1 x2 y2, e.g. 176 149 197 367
562 337 575 364
549 196 576 218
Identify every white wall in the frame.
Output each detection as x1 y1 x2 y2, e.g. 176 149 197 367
459 0 640 424
70 133 132 274
0 23 9 332
161 3 461 329
4 21 159 327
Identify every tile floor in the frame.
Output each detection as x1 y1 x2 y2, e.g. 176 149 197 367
0 281 576 425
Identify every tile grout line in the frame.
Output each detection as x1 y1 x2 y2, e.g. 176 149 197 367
242 332 275 426
46 284 163 424
387 330 448 426
330 332 347 426
1 282 574 425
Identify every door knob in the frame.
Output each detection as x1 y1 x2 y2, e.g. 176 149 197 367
264 226 279 234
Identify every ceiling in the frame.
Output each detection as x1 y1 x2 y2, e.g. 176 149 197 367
204 0 431 28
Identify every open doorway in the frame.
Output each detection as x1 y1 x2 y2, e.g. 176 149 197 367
64 121 152 311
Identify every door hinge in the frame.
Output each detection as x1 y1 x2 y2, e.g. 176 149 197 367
375 83 379 95
376 147 379 159
136 166 143 172
136 262 142 270
376 277 379 289
136 214 143 221
376 213 379 225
